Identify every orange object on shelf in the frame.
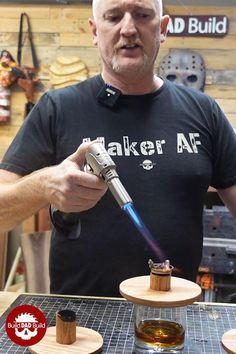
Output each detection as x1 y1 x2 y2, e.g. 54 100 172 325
197 272 214 290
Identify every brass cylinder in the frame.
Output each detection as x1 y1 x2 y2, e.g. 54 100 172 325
56 309 76 345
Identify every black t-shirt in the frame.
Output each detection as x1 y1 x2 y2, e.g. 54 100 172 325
1 75 236 296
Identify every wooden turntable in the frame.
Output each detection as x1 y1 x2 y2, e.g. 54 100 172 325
29 309 103 354
221 329 236 354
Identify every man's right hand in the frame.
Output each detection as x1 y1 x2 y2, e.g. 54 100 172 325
44 141 108 213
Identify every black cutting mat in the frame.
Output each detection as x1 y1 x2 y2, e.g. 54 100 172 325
0 294 235 353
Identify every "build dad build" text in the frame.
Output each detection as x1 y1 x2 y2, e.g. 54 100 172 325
168 15 229 37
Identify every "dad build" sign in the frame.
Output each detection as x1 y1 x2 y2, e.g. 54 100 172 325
168 15 229 37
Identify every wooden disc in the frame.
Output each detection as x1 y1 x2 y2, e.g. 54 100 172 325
29 326 103 354
119 276 202 307
221 329 236 354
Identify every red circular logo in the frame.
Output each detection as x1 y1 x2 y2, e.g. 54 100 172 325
5 304 47 346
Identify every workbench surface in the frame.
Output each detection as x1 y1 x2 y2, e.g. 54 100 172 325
0 292 235 353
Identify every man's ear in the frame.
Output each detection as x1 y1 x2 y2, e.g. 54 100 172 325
88 18 98 46
160 15 170 43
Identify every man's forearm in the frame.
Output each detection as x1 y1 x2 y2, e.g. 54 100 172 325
0 142 108 233
0 169 50 232
217 185 236 218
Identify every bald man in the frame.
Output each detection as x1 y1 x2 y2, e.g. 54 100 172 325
0 0 235 296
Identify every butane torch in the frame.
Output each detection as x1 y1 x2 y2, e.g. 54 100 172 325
85 143 133 208
85 142 165 260
52 142 164 259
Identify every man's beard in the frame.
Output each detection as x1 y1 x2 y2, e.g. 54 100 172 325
111 52 150 76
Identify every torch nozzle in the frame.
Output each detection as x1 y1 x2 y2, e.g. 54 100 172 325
85 143 132 208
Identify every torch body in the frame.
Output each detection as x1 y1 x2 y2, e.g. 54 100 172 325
85 143 132 208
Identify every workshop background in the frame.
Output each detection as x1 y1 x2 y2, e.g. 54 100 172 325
0 1 235 302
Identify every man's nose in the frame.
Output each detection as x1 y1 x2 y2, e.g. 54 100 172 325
120 13 137 36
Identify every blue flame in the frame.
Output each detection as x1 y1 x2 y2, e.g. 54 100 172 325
122 202 166 261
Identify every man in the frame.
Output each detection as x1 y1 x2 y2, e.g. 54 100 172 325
0 0 236 296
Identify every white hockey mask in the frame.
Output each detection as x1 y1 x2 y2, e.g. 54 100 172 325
159 49 206 91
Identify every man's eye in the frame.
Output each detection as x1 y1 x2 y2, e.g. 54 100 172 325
140 13 150 18
106 15 121 23
135 12 151 20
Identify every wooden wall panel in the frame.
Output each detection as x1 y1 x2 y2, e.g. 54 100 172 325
162 36 236 50
205 85 236 99
164 5 236 17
